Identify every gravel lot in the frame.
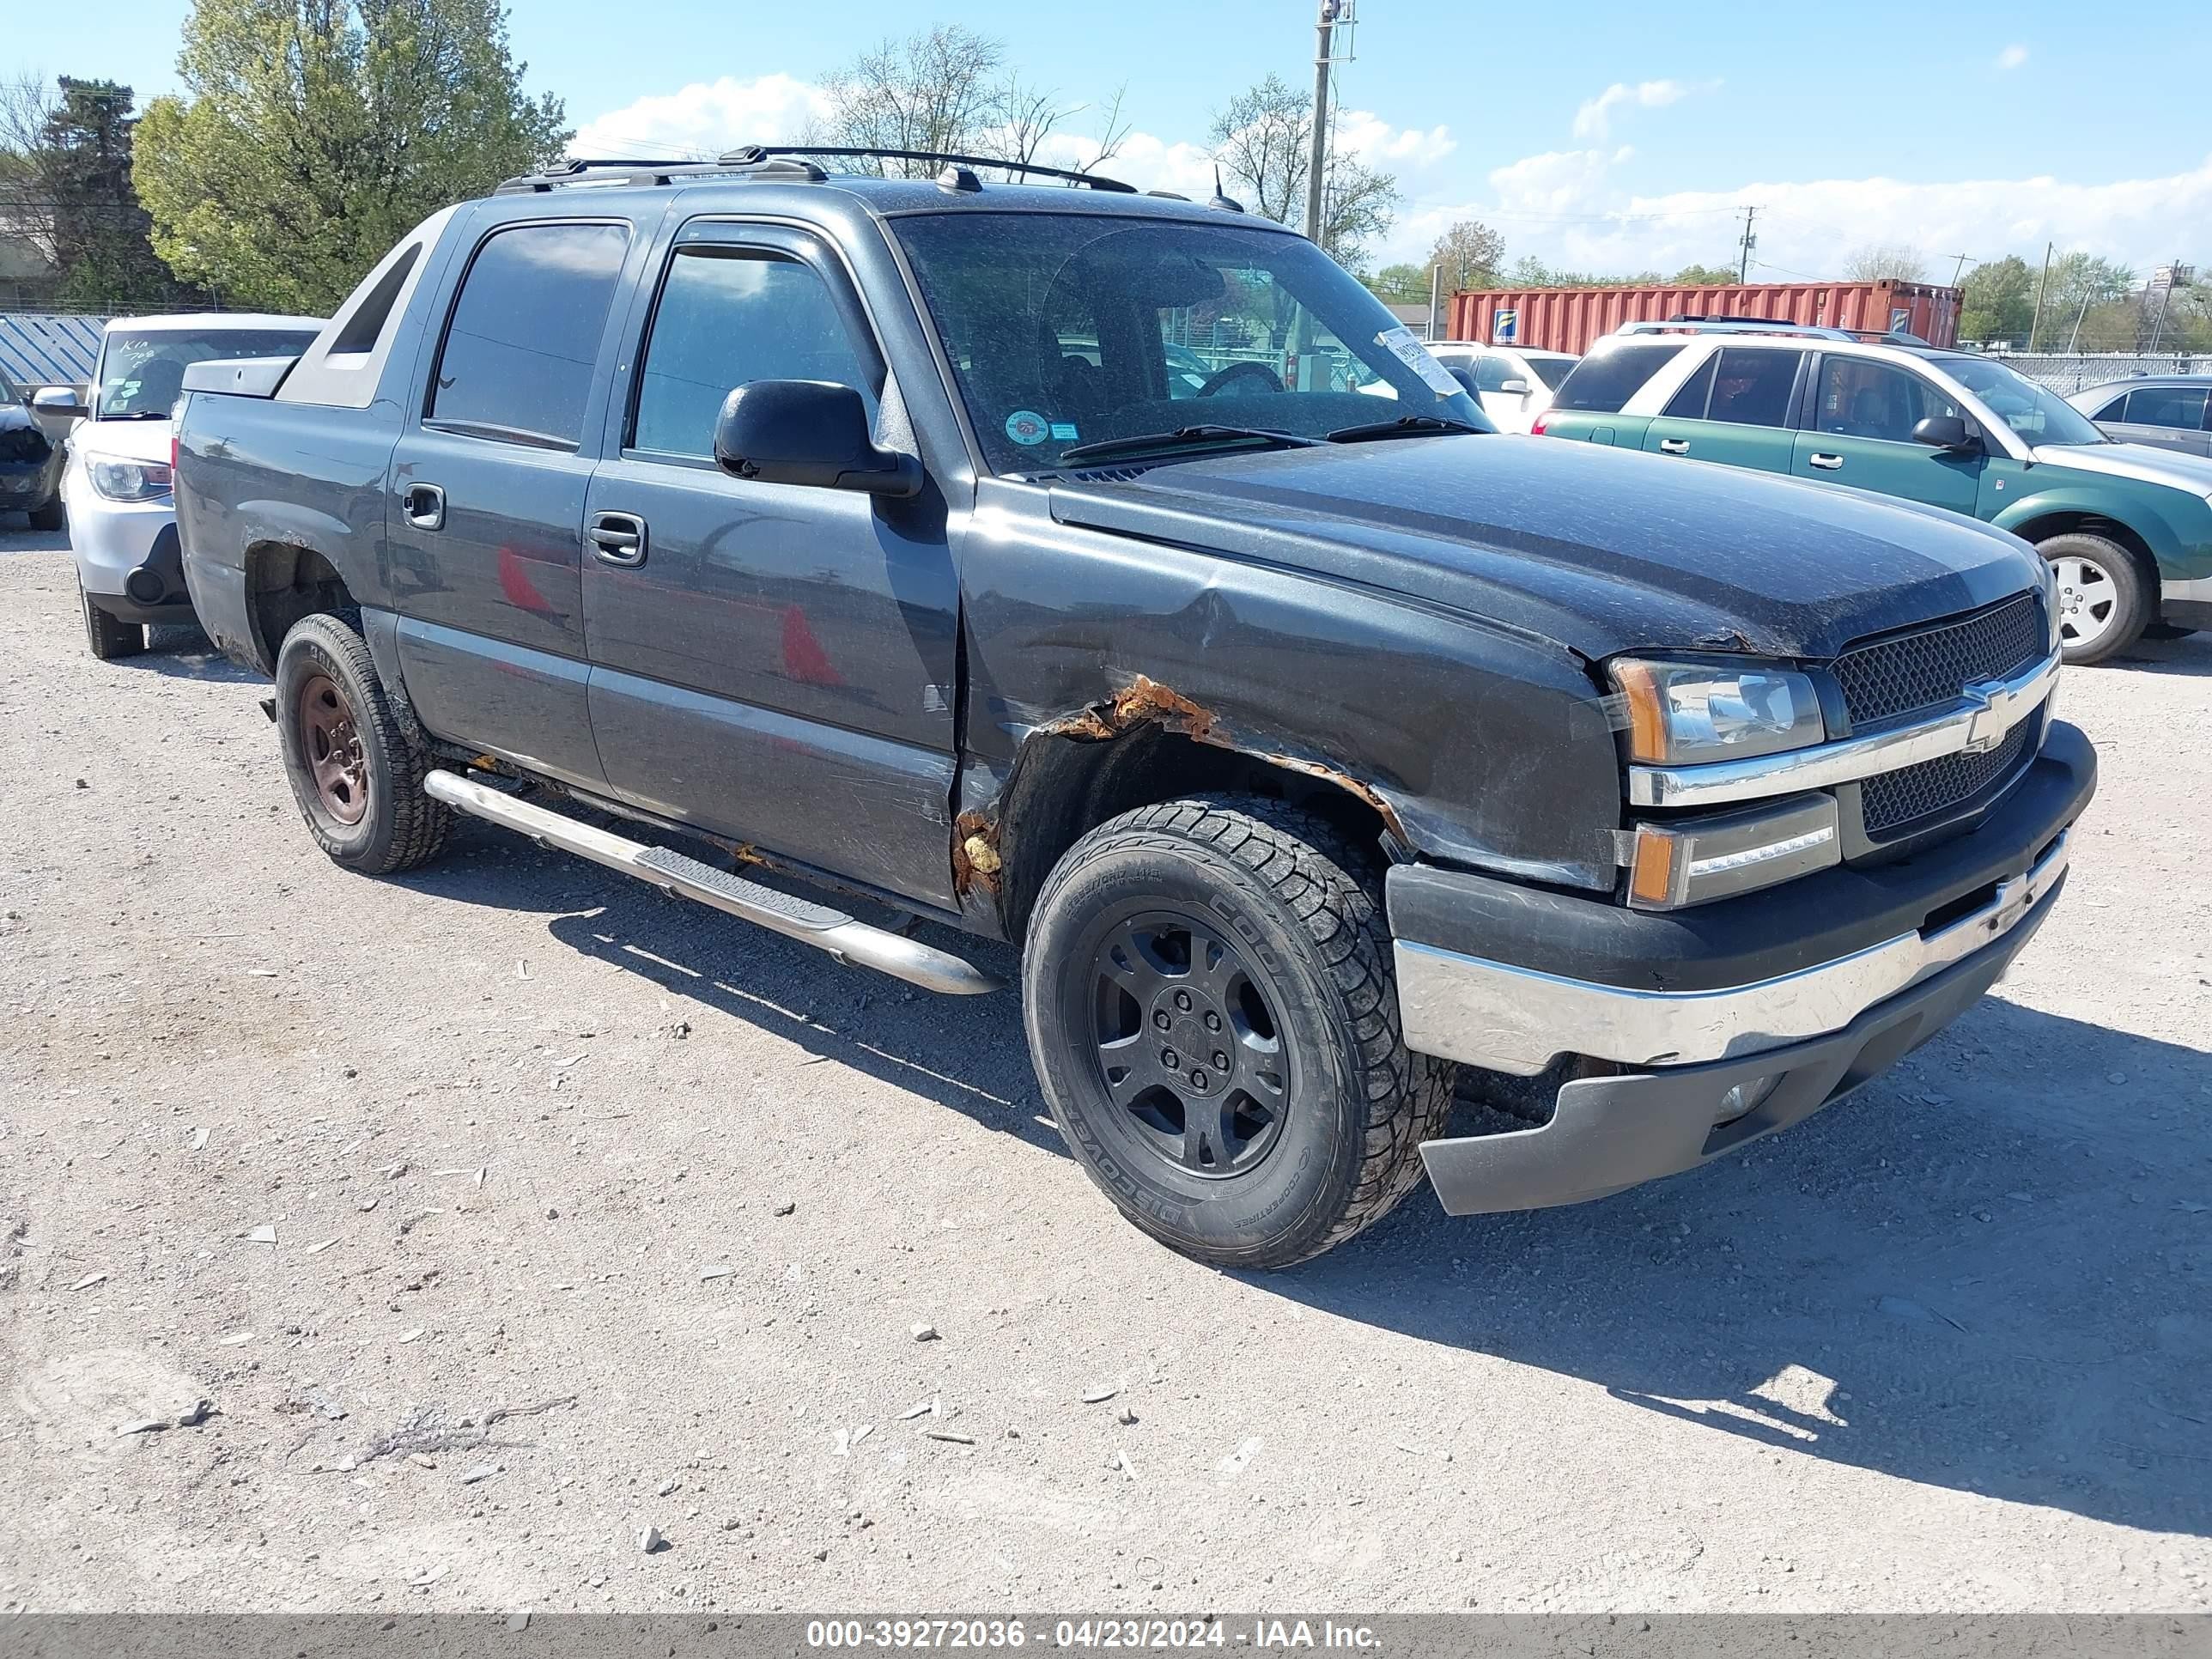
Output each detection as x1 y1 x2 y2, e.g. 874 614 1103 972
3 523 2209 1615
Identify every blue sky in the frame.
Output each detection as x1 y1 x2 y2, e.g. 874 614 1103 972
16 0 2212 278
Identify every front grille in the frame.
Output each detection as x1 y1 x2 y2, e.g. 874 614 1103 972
1832 593 2045 728
1861 717 2033 836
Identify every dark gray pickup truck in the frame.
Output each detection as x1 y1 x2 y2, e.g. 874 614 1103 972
174 148 2094 1267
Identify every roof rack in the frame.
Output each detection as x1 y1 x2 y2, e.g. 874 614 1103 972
495 147 1140 198
1613 318 1931 345
716 145 1139 193
494 155 830 194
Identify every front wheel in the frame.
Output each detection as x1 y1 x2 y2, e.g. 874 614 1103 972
274 612 452 874
80 580 145 660
1022 797 1454 1268
2039 532 2150 665
29 495 65 532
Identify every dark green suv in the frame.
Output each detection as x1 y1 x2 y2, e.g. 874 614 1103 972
1537 322 2212 663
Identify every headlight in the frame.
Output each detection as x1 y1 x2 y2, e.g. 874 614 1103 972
1608 658 1826 766
87 459 173 501
2035 562 2063 654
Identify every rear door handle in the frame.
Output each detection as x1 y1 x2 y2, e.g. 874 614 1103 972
587 511 647 567
1808 453 1844 471
1657 438 1691 454
403 483 445 530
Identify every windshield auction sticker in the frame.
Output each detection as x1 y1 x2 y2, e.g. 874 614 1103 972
1376 325 1462 396
1005 410 1050 446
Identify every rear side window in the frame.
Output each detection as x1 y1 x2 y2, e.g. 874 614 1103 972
1661 355 1717 418
2090 393 2130 422
429 222 630 449
1705 348 1803 427
632 247 878 459
1549 343 1683 413
2123 386 2209 430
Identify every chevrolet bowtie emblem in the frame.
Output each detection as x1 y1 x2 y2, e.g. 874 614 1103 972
1959 677 2011 754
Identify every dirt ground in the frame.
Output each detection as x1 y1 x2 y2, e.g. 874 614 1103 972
3 524 2209 1616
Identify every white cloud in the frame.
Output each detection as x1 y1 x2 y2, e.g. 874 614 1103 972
1996 43 2029 71
1372 149 2212 283
1571 79 1711 142
572 73 832 161
1334 108 1456 169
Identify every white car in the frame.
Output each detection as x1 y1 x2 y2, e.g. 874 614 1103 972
1424 343 1581 434
38 313 321 659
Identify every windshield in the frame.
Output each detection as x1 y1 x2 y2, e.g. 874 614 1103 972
892 212 1490 473
95 326 320 421
1943 357 2106 447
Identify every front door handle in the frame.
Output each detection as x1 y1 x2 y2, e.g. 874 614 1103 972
1808 453 1844 471
1657 438 1691 454
403 483 445 530
587 511 647 567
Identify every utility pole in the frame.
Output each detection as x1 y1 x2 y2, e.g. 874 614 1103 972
1948 252 1976 286
1736 206 1759 283
1303 0 1337 246
1427 262 1443 343
2027 240 2054 352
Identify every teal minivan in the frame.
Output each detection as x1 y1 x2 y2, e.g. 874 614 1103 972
1535 322 2212 663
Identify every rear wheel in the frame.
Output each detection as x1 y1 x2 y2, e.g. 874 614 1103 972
28 495 64 532
2039 532 2150 665
80 579 145 660
274 611 451 874
1022 796 1453 1268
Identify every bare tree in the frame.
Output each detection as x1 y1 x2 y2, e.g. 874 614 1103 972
0 71 61 270
1427 220 1504 291
816 28 1128 184
1209 75 1399 271
1842 242 1930 283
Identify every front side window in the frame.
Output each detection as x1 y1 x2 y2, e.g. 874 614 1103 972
632 246 878 459
2123 386 2209 431
94 327 321 422
1814 358 1964 444
893 212 1486 472
429 221 629 449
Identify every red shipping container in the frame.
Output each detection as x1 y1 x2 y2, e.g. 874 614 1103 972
1446 280 1960 356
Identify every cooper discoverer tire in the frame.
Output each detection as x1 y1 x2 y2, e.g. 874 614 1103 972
274 611 451 874
1022 796 1454 1268
2039 532 2151 665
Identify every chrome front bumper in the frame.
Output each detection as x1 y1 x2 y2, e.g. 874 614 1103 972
1396 831 2069 1078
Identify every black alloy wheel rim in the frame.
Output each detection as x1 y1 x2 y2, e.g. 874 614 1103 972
1088 907 1289 1179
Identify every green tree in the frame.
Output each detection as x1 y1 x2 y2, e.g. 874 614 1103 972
135 0 569 314
1427 219 1504 291
1368 262 1431 303
1668 262 1739 286
1958 253 2034 343
1209 74 1399 274
0 75 198 308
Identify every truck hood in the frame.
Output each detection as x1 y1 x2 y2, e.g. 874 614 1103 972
1047 434 2040 660
2030 440 2212 493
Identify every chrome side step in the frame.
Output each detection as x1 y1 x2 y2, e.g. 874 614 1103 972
422 770 1001 996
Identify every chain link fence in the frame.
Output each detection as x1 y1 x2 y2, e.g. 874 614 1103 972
1987 351 2212 393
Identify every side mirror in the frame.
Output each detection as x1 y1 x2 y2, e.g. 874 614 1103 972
1498 376 1531 396
713 380 920 497
1911 414 1978 453
33 386 88 420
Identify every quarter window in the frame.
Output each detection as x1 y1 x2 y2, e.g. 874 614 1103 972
1549 343 1684 413
2091 394 2130 422
1705 348 1802 427
1813 358 1962 445
429 222 630 449
1661 355 1718 418
632 246 878 459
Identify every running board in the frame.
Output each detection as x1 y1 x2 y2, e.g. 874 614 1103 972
422 770 1001 996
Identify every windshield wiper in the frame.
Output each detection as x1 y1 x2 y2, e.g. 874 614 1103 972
101 410 173 422
1325 415 1486 444
1056 424 1325 465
